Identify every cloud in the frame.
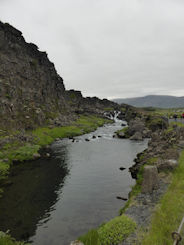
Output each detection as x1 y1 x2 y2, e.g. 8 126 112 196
1 0 184 99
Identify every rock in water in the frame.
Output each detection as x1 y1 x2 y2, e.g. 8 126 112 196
117 131 125 138
141 165 158 194
119 167 126 171
33 153 41 159
116 196 128 201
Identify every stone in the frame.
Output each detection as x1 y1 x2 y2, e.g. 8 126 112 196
116 196 128 201
46 153 50 157
157 159 178 172
119 167 126 171
3 158 9 163
162 148 179 160
117 131 125 138
85 138 90 141
92 135 96 139
177 140 184 148
33 153 41 159
142 129 152 138
130 132 143 141
128 119 145 135
141 165 158 194
70 241 84 245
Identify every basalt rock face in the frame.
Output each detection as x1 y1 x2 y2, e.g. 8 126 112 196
65 89 120 115
0 21 120 131
0 21 71 130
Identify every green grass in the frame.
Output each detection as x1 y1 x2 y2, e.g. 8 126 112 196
165 121 184 134
33 115 111 146
79 229 100 245
79 215 136 245
0 231 29 245
143 107 184 118
141 150 184 245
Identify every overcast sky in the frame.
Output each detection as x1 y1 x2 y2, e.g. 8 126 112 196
1 0 184 99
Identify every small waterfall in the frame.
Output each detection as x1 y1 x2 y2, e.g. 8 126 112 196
104 110 121 122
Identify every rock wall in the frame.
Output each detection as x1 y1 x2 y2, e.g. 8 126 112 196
0 21 119 131
65 89 119 115
0 21 71 130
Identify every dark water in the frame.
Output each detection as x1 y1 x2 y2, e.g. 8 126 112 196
0 120 147 245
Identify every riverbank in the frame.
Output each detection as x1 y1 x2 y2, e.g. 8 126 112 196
75 113 184 245
120 120 184 244
0 113 148 245
0 114 112 198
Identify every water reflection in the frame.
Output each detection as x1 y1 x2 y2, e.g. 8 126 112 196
0 121 148 245
0 145 69 242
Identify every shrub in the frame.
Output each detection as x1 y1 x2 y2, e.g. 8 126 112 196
98 215 136 245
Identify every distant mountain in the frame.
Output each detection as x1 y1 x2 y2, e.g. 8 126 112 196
113 95 184 108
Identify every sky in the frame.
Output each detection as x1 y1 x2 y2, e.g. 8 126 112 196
1 0 184 99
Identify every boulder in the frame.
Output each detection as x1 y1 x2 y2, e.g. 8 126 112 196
130 132 143 141
177 140 184 148
33 153 41 159
162 148 179 160
157 159 178 172
117 131 125 138
141 165 158 194
142 129 152 138
128 119 145 135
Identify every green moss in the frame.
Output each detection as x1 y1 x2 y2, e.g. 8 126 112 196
141 150 184 244
146 157 158 165
8 144 40 162
79 215 136 245
116 126 129 138
98 215 136 245
0 161 10 176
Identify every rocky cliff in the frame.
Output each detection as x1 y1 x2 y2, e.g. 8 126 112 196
0 21 118 131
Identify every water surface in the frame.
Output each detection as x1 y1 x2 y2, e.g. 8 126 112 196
0 120 147 245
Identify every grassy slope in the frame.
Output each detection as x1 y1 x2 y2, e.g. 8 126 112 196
141 150 184 245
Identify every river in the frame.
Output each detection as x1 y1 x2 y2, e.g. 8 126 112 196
0 117 147 245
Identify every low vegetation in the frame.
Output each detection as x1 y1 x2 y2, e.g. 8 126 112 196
0 232 28 245
141 150 184 244
79 215 136 245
